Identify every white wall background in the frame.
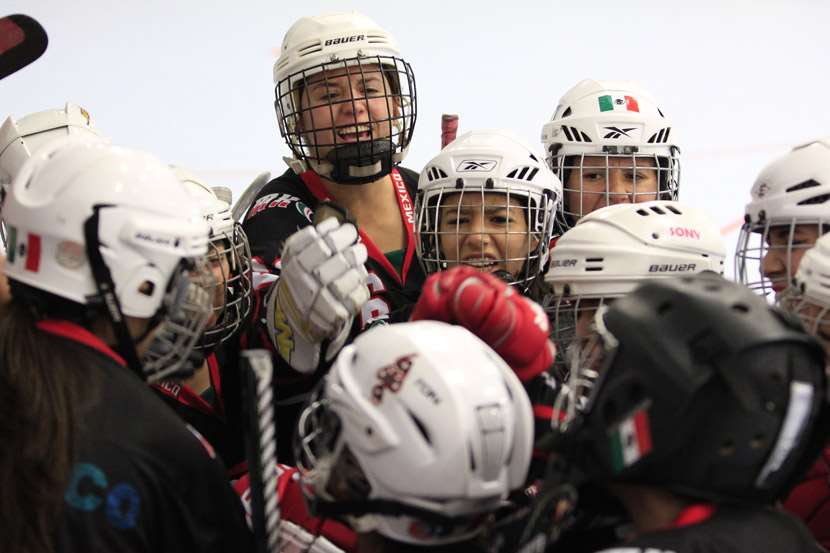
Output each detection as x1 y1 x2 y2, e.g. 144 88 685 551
2 0 829 274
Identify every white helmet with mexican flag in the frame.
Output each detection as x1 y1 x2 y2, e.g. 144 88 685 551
540 79 680 233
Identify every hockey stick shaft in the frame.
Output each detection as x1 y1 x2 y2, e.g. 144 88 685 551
441 114 459 149
241 349 280 553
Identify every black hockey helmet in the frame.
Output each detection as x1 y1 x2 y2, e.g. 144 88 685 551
551 272 830 505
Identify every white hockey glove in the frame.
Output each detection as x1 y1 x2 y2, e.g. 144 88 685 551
267 217 369 373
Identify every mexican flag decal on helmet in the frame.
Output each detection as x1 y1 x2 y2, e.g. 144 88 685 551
598 94 640 113
6 225 41 272
609 404 653 472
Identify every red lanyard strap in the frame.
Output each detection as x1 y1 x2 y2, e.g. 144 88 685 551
299 169 416 285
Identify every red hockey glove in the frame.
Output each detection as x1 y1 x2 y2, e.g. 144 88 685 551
411 266 555 382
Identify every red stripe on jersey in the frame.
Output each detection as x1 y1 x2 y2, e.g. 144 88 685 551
37 319 126 366
299 169 416 286
672 503 716 528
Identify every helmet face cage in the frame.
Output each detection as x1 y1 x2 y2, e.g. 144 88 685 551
142 257 214 382
415 184 555 291
552 303 618 433
199 222 253 349
735 217 826 298
276 55 416 179
545 293 616 381
296 386 343 478
779 288 830 352
549 150 680 234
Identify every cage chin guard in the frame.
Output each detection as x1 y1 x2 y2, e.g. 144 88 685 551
324 139 395 184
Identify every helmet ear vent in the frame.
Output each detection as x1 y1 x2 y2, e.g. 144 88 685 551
408 409 432 445
647 128 672 144
297 40 323 56
427 166 448 182
785 179 820 193
797 192 830 206
506 167 539 181
366 33 390 44
561 126 592 143
561 107 572 118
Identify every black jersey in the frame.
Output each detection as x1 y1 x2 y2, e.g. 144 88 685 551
151 351 248 480
41 321 253 552
586 505 822 553
241 167 425 463
243 166 424 328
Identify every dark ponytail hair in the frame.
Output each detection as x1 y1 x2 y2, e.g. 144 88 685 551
0 282 98 553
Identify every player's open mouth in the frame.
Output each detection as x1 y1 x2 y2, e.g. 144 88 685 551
336 123 372 143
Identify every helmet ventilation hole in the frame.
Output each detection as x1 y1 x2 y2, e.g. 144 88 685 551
785 179 820 193
719 439 736 456
408 410 432 445
750 434 767 449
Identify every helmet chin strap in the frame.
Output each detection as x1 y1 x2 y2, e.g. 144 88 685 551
83 205 145 380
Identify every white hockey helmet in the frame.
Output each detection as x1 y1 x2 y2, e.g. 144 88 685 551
541 79 680 233
172 167 253 348
0 103 107 248
779 233 830 355
415 129 561 293
544 200 725 377
296 320 533 545
735 138 830 298
3 139 212 381
273 11 416 184
0 103 106 186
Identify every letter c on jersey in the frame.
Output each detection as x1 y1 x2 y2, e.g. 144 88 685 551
65 462 141 529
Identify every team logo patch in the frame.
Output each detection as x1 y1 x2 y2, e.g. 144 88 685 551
6 225 42 272
609 403 653 472
371 353 417 404
456 159 498 172
597 94 639 113
602 126 637 139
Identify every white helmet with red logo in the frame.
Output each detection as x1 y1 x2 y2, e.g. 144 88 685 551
545 200 725 377
296 320 533 545
274 11 416 184
540 79 680 233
